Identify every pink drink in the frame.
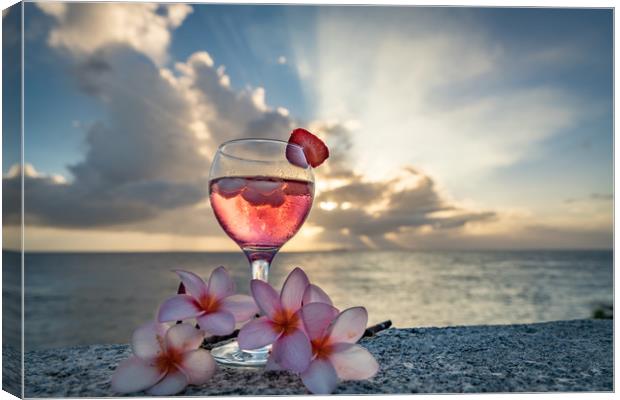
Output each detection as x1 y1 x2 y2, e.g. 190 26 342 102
209 176 314 249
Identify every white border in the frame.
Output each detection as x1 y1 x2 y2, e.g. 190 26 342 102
0 1 615 400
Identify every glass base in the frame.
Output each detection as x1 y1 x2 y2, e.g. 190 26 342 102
210 340 271 367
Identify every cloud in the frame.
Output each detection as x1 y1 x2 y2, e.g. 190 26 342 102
37 2 192 65
306 121 358 180
4 39 299 229
307 167 495 249
590 193 613 201
564 193 613 204
4 163 204 228
277 56 287 64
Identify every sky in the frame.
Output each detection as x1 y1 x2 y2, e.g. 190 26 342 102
2 3 613 251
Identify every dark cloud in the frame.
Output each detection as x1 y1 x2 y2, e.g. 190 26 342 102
590 193 613 201
13 46 210 228
307 168 496 249
72 53 112 95
317 178 384 205
309 122 355 179
68 50 209 186
564 193 613 204
3 45 289 229
3 166 206 228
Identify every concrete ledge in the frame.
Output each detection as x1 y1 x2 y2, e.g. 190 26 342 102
23 319 612 397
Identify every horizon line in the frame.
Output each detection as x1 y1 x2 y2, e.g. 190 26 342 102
2 248 614 254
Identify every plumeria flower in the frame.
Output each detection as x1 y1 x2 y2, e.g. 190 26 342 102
111 322 215 395
261 278 335 372
262 281 336 373
299 303 379 394
158 267 258 336
237 267 314 373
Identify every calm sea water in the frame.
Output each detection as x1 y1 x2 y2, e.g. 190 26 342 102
12 250 613 350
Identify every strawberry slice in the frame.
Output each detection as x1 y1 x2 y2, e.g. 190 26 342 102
286 128 329 168
283 181 313 197
242 180 285 207
242 187 285 207
213 178 246 199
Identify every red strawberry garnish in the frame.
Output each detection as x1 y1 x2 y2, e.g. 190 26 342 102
286 128 329 168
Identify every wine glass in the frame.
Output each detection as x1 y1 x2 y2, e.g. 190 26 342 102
208 138 315 366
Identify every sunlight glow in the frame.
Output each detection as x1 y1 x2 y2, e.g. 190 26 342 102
319 201 338 211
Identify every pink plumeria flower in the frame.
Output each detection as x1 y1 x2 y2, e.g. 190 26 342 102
299 303 379 394
237 267 314 373
111 322 215 395
158 267 258 336
263 280 336 373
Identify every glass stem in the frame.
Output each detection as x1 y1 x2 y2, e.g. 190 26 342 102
251 259 270 282
239 248 278 357
244 248 278 283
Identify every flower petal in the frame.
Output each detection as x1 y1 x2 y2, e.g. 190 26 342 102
157 294 203 323
301 303 339 341
302 284 333 306
280 267 310 311
250 279 281 318
207 266 235 300
220 294 259 322
273 328 312 373
301 359 339 394
111 356 165 394
165 323 204 353
173 269 208 300
146 368 188 396
237 316 280 350
178 349 216 385
329 343 379 380
196 310 235 336
327 306 368 344
131 321 167 360
264 350 284 372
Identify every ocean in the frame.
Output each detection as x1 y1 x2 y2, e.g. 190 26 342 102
6 250 613 351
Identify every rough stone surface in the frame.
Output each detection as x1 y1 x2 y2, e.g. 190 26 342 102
23 319 612 397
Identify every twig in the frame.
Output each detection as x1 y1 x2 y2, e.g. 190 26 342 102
362 320 392 337
201 319 393 348
175 282 186 325
203 329 240 345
